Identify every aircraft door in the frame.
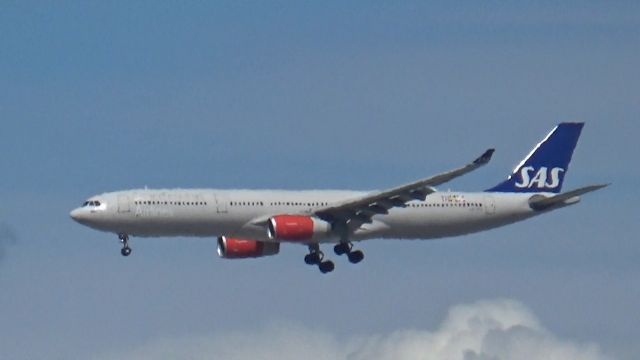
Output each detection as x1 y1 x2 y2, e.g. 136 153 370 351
117 195 131 213
483 195 496 215
214 193 228 214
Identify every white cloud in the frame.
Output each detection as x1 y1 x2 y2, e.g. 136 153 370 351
94 299 611 360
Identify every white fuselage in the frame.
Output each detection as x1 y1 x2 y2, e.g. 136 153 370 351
70 189 547 244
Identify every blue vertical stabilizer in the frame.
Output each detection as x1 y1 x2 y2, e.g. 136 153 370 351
486 123 584 193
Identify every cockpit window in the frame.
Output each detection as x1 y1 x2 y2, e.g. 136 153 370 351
82 201 101 207
94 201 101 206
83 201 89 207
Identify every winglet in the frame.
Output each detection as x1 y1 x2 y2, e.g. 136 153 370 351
474 148 495 165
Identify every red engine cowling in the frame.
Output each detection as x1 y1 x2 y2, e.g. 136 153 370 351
217 236 280 259
267 215 331 241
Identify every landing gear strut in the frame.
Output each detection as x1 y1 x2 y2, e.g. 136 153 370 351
119 233 132 257
334 242 364 264
305 244 334 274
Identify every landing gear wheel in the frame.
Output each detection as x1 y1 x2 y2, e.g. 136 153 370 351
306 245 334 272
347 250 364 264
304 252 323 265
118 233 131 257
318 260 335 274
334 240 365 265
334 243 351 256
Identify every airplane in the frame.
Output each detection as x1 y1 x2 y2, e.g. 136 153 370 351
70 122 607 273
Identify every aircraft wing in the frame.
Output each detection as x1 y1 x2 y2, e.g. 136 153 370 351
528 184 609 211
314 149 495 228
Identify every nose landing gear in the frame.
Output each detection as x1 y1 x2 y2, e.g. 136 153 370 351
118 233 132 257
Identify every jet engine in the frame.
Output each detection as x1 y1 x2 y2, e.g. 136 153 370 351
267 215 331 241
217 236 280 259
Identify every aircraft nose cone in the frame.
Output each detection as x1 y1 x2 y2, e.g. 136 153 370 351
70 208 83 222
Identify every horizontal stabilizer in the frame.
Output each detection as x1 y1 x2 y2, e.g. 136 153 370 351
529 184 609 211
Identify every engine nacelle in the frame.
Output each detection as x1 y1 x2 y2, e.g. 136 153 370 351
267 215 331 241
217 236 280 259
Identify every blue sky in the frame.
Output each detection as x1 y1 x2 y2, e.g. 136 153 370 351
0 2 638 359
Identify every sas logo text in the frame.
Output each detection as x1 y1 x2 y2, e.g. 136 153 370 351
514 166 565 189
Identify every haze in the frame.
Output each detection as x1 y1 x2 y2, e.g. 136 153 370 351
0 2 637 359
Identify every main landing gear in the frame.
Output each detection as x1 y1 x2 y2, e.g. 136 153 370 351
304 245 335 274
304 242 365 274
333 242 364 264
119 233 132 257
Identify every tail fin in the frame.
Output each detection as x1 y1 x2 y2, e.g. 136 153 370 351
486 122 584 193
